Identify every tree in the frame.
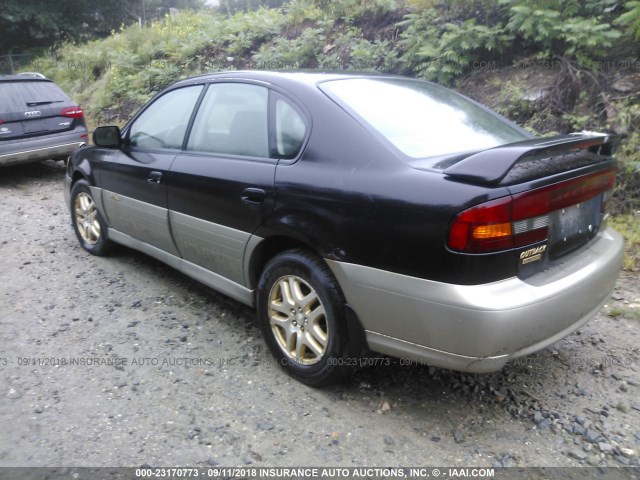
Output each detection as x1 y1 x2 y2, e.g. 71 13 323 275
0 0 205 55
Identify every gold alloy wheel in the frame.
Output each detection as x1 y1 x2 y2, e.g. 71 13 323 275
74 192 101 245
268 275 329 365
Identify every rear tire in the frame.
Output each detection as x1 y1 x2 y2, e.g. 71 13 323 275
70 180 112 256
256 249 352 386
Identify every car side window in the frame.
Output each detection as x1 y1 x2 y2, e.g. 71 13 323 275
186 83 269 158
275 98 306 159
129 85 203 150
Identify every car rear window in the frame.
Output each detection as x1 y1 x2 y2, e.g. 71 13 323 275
320 78 529 160
0 80 70 113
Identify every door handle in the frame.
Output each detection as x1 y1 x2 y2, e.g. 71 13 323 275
241 188 266 205
147 171 162 184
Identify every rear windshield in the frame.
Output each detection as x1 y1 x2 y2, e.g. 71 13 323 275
0 80 70 112
320 78 529 160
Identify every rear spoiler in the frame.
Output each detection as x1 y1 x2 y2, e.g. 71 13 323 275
444 133 619 186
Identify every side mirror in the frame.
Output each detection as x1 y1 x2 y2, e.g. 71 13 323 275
93 126 122 148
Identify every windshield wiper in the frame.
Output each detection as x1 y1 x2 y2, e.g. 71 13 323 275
26 100 64 107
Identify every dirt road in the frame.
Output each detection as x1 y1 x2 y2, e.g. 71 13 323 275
0 161 639 472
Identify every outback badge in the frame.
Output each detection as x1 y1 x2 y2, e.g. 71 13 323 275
520 245 547 265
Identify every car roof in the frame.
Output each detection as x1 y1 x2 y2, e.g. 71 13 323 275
0 74 51 83
171 70 409 89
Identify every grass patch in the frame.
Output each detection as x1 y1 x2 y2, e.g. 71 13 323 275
606 305 640 320
609 214 640 272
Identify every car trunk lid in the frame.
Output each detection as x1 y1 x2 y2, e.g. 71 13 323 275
441 133 619 278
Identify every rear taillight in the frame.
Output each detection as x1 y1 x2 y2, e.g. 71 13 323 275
448 168 617 253
61 106 84 119
448 197 513 253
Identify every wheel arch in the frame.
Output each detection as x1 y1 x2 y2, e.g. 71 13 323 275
68 164 108 225
246 235 368 358
245 235 311 290
67 147 97 187
70 169 88 186
69 179 113 256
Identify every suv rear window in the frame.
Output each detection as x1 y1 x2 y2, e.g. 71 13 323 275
320 78 528 160
0 80 70 113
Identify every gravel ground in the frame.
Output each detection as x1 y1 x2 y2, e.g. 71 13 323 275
0 160 639 472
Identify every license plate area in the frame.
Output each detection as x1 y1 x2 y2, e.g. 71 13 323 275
548 194 602 259
22 119 48 134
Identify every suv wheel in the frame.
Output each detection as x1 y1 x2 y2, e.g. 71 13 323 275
70 180 112 256
257 250 352 386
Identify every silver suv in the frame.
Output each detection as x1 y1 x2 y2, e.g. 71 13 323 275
0 73 88 166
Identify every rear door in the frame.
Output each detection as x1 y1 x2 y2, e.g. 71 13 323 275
95 84 204 255
168 82 276 285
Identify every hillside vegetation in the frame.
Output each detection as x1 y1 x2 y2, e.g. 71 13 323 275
30 0 639 265
0 0 205 55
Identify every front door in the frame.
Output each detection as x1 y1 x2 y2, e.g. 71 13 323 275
97 84 204 255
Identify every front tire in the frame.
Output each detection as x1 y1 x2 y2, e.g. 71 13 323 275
70 180 112 256
257 250 352 386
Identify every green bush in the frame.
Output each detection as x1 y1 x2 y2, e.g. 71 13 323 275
399 10 510 84
504 4 560 50
616 1 640 39
253 23 330 69
283 0 325 25
501 0 622 64
222 7 284 55
609 214 640 272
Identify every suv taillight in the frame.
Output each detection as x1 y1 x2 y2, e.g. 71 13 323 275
61 106 84 119
448 168 617 253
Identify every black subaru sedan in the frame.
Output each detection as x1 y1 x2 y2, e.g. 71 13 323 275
65 71 623 386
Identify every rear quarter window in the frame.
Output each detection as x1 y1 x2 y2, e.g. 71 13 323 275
275 97 306 159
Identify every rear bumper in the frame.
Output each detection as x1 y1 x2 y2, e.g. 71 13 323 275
0 130 87 166
327 227 624 373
